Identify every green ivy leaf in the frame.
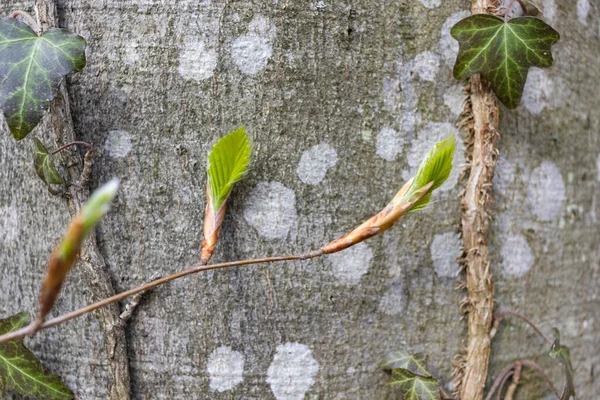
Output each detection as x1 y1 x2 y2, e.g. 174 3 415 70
389 369 441 400
402 134 455 213
0 18 87 140
33 138 63 185
382 351 432 377
0 312 73 399
549 328 577 400
207 127 252 212
451 15 559 109
383 350 441 400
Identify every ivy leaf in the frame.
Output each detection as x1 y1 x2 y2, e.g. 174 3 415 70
383 351 441 400
0 312 73 399
33 138 63 185
451 15 559 109
549 328 577 400
401 134 455 213
0 18 87 140
382 351 432 377
207 127 252 212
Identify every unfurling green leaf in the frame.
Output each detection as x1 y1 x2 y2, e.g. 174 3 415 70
383 350 441 400
0 313 73 399
33 138 63 185
549 328 577 400
401 134 455 213
451 15 559 109
207 127 252 212
0 18 87 140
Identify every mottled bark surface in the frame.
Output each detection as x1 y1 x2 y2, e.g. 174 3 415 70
0 1 598 399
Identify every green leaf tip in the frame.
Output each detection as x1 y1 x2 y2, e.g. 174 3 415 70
81 178 120 234
451 14 560 109
33 138 63 185
0 313 73 399
401 134 455 213
0 18 87 140
207 127 252 212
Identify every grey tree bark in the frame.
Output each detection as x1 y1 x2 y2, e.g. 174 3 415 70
0 1 599 399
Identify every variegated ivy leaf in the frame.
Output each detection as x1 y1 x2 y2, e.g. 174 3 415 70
451 15 559 109
33 138 63 185
207 127 252 212
0 312 73 399
402 134 455 213
549 328 578 400
0 18 87 140
383 350 441 400
382 351 432 377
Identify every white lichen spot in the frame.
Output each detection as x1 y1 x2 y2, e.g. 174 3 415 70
542 0 557 22
326 241 373 286
522 68 554 115
596 153 600 182
501 234 535 277
105 130 132 158
178 39 217 81
123 41 140 65
430 232 461 278
577 0 590 25
376 127 404 161
206 346 245 392
378 283 404 315
244 182 297 240
404 123 464 192
439 11 471 66
267 343 319 400
0 206 19 244
527 161 566 221
232 17 275 76
419 0 441 9
443 84 466 117
296 143 338 185
412 51 441 82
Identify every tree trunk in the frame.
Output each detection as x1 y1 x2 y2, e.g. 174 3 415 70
0 1 598 399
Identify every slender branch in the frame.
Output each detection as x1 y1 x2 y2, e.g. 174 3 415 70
503 361 521 400
497 369 514 400
484 363 515 400
9 10 40 33
0 250 323 344
494 310 552 345
51 141 93 155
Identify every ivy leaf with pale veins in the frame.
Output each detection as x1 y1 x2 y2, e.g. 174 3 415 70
207 126 252 212
33 138 63 185
0 312 73 399
0 18 87 140
452 15 559 109
383 350 441 400
549 328 577 400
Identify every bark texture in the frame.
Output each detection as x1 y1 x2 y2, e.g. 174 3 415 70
0 1 599 399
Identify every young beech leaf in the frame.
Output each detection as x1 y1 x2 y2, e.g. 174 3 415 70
207 127 252 212
33 138 63 185
383 350 441 400
400 134 455 213
451 15 559 109
320 136 454 254
549 328 578 400
0 18 87 140
38 179 119 323
0 312 73 399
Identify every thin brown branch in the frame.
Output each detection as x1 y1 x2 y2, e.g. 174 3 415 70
484 363 515 400
50 141 93 155
0 250 323 344
494 310 552 345
503 361 522 400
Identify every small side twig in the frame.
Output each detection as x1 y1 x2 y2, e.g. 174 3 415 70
118 274 162 327
485 363 516 400
503 361 522 400
493 310 552 345
51 141 94 155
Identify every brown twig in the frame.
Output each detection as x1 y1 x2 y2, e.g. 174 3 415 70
34 2 132 399
484 363 515 400
493 310 552 345
455 1 501 399
503 361 522 400
51 141 94 155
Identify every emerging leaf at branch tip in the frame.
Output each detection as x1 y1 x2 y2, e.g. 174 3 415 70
549 328 578 400
0 18 87 140
451 14 559 109
38 179 119 323
207 127 252 213
0 313 73 399
33 138 63 185
400 134 455 213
